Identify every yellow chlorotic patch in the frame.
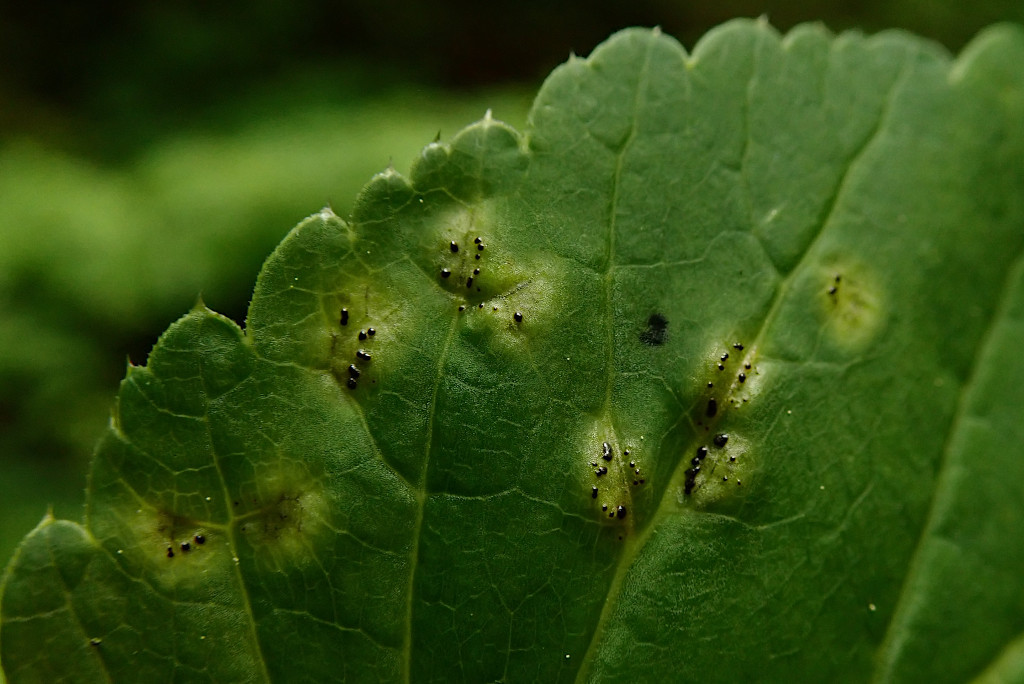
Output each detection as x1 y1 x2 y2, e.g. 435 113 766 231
819 262 885 351
678 338 766 508
233 460 331 572
116 500 231 593
575 416 648 527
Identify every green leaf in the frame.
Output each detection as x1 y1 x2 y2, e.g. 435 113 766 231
4 19 1024 682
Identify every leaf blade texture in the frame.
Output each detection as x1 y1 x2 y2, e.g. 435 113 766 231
3 19 1024 683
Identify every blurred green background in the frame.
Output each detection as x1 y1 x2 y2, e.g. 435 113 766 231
2 1 1022 567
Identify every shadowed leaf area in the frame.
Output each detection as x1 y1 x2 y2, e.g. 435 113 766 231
3 19 1024 683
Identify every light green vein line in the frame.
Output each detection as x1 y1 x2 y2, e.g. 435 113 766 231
575 31 656 683
575 40 911 684
196 326 273 684
874 250 1024 682
401 311 460 683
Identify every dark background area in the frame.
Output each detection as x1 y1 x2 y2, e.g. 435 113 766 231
4 0 1023 159
2 0 1022 564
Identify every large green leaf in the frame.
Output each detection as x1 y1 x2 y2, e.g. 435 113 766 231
3 19 1024 682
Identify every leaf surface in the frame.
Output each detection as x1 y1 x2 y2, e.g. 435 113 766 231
3 19 1024 683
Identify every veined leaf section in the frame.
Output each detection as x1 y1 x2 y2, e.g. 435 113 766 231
4 19 1024 684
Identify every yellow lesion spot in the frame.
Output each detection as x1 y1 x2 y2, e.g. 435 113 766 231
819 262 885 351
575 417 647 527
233 461 331 572
116 502 230 593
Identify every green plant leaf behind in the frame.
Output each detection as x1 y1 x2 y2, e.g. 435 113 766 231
3 19 1024 683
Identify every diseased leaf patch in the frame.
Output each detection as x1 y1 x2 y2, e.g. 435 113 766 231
4 19 1024 684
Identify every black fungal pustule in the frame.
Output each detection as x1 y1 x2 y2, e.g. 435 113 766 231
639 313 668 346
696 446 708 460
602 442 613 461
592 486 599 499
356 350 371 361
450 241 459 253
617 505 627 520
347 378 357 390
721 352 729 361
733 343 744 350
473 267 480 275
166 547 174 559
714 433 729 447
194 534 205 545
514 311 523 323
738 373 746 383
474 237 482 244
340 308 349 326
180 541 191 552
348 365 361 378
440 268 451 279
359 330 368 340
706 398 718 417
367 327 376 336
595 466 608 477
466 277 474 288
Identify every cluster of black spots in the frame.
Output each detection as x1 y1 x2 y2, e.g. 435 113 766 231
592 443 644 522
442 236 491 307
828 273 841 296
733 343 744 350
639 313 668 346
684 444 709 495
165 533 207 559
684 429 740 496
